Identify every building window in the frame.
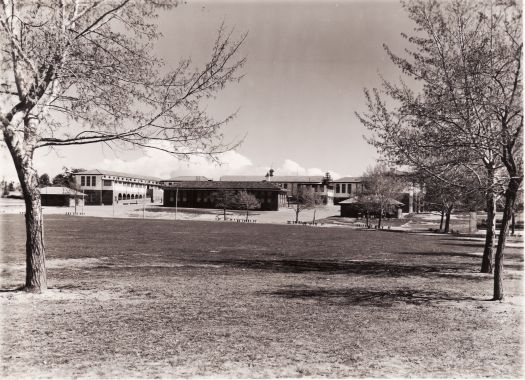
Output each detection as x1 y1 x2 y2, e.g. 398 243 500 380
92 176 96 186
283 184 288 189
349 183 352 194
86 176 91 186
336 184 340 193
103 180 111 186
342 184 346 193
81 176 85 186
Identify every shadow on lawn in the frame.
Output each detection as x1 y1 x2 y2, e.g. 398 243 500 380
194 258 476 278
395 250 483 259
262 286 480 307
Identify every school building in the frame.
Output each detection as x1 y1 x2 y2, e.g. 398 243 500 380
163 181 287 211
73 169 163 205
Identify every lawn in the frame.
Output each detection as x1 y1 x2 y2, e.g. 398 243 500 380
0 214 523 378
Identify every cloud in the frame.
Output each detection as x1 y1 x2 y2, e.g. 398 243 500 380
1 142 342 182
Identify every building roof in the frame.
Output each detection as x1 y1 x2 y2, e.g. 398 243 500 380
161 176 209 182
74 169 162 182
333 177 363 183
339 196 403 206
220 175 324 183
40 187 86 196
163 181 284 191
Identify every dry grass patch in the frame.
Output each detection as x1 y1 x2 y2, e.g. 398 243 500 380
0 214 522 378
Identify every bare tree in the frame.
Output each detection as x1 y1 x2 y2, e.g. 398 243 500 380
418 167 487 233
356 0 522 299
0 1 246 292
235 191 260 221
291 187 323 223
360 164 406 228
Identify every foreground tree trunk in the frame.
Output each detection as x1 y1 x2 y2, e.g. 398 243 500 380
439 208 445 231
378 209 383 228
481 190 496 273
5 128 47 292
493 178 521 300
443 206 452 233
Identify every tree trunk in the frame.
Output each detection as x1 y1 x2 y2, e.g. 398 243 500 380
511 212 515 236
223 207 226 221
493 178 521 300
365 211 369 227
295 207 300 223
312 208 316 224
439 208 445 231
6 142 47 292
481 190 496 273
444 206 452 233
378 209 382 228
246 207 249 221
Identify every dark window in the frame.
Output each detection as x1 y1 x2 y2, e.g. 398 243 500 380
86 176 91 186
336 184 340 193
283 184 288 189
103 180 111 186
342 184 346 193
81 176 85 186
92 176 96 186
349 183 352 193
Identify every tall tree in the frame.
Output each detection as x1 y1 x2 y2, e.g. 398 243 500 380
357 0 522 299
0 1 245 292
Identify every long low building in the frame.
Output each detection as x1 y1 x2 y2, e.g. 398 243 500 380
220 175 334 204
163 181 287 211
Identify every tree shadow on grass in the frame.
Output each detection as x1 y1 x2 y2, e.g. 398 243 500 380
441 242 486 249
0 287 23 293
193 258 474 278
395 251 483 259
262 286 481 307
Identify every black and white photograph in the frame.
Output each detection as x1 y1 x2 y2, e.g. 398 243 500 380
0 0 522 378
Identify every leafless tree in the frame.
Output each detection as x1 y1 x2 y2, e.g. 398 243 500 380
291 187 323 224
360 164 406 228
0 0 246 292
356 0 521 299
235 191 260 221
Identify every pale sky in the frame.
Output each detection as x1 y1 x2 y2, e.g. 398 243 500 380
1 0 414 182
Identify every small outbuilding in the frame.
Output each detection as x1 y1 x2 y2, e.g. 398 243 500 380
40 187 86 207
339 196 404 218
